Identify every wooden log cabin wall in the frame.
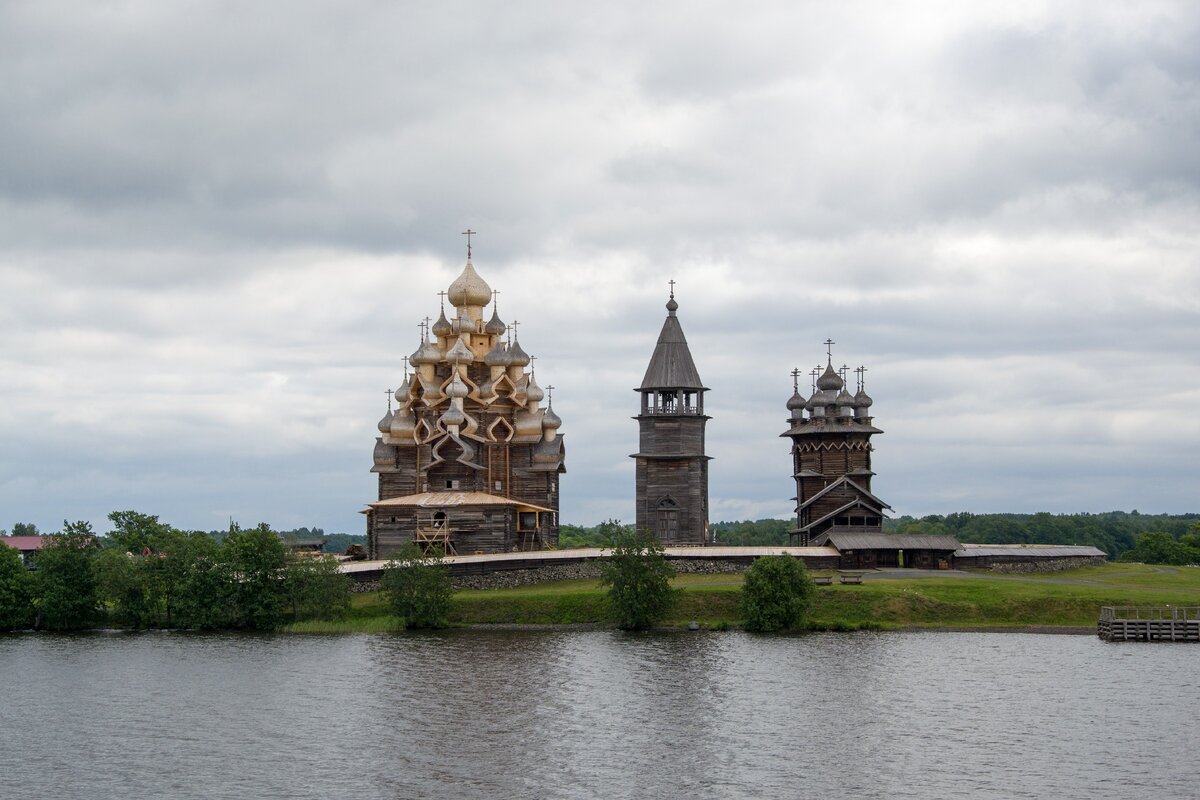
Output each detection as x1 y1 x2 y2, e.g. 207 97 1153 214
366 244 565 559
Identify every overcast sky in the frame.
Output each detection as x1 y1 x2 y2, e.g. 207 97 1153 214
1 1 1197 535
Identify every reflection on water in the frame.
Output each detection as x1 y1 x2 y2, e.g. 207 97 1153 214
1 631 1196 799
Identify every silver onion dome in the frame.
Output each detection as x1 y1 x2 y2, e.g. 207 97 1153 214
508 338 530 367
431 309 453 338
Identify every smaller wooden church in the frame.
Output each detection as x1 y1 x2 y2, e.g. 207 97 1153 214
783 343 958 567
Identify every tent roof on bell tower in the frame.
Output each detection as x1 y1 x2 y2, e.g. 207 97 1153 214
638 293 706 391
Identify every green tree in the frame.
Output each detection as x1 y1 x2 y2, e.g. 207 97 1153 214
0 542 35 630
94 547 166 628
600 530 676 630
167 532 232 630
222 523 288 630
381 544 452 629
11 522 39 537
34 521 101 631
741 555 814 632
1120 531 1192 565
284 555 351 621
105 510 173 554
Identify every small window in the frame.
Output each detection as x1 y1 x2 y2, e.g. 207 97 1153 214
518 512 537 530
445 480 460 490
494 480 502 492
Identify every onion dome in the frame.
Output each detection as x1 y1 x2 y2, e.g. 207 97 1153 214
508 338 530 367
445 337 474 363
445 372 470 400
804 390 821 412
377 408 394 433
817 362 843 391
836 388 856 415
526 374 545 403
448 260 492 307
452 313 478 336
410 340 441 366
854 388 874 410
373 440 392 467
666 296 679 314
484 308 506 336
390 406 415 437
786 391 806 412
395 374 412 403
439 404 466 427
484 339 511 367
431 309 453 338
542 405 562 431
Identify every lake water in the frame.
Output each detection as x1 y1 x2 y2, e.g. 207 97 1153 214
1 630 1196 800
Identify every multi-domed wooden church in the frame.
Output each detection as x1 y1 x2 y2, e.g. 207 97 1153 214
365 243 565 559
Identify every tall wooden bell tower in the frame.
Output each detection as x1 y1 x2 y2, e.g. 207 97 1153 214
631 288 710 545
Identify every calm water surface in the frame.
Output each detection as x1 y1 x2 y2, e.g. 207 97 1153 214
1 630 1195 799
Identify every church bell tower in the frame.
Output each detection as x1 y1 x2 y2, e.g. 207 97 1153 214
631 287 710 545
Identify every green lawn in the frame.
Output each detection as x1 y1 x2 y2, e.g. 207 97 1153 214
286 563 1200 632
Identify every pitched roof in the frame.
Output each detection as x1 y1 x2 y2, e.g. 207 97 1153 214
819 532 963 551
639 308 705 390
0 536 47 552
365 491 553 513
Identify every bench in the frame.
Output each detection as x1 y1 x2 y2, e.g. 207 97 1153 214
838 574 863 585
813 575 833 586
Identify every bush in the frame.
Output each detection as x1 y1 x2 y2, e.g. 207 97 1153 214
381 545 452 629
285 555 352 621
741 555 814 632
599 531 675 630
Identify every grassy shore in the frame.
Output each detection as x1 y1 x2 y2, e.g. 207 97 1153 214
283 563 1200 633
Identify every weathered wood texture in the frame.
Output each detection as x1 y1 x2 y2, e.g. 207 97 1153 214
633 409 710 546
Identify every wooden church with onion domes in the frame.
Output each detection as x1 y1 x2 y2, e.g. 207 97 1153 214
364 234 566 559
783 340 892 547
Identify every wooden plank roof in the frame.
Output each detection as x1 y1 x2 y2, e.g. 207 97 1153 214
366 491 554 513
818 532 963 551
639 312 705 390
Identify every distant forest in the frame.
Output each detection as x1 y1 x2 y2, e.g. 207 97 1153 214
8 511 1199 560
565 511 1200 559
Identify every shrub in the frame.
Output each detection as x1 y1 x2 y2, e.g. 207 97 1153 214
741 555 814 632
381 545 452 629
599 531 676 630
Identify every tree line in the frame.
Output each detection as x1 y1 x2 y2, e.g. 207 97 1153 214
0 511 351 632
703 511 1200 559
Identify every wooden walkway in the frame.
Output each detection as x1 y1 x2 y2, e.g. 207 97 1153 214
1097 606 1200 642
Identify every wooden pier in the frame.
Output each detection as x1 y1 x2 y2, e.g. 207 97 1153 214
1097 606 1200 642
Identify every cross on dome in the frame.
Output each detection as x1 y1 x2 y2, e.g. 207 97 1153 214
461 228 476 259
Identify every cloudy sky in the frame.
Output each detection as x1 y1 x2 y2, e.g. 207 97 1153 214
2 1 1197 536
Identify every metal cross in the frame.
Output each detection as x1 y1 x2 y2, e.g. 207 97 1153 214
462 228 476 259
668 279 676 298
511 319 520 339
840 364 850 385
437 290 447 310
529 355 537 375
546 385 555 405
810 366 820 392
857 366 868 391
824 339 836 358
491 289 500 310
385 388 393 410
791 368 801 393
